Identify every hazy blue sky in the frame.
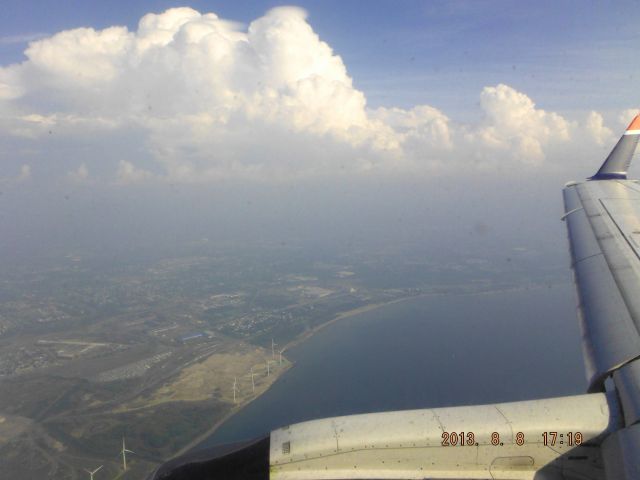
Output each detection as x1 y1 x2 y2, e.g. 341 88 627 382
0 1 638 261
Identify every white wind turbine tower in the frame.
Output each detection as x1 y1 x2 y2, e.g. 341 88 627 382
248 367 256 393
279 348 284 366
85 465 103 480
271 338 277 359
121 437 135 471
233 376 239 403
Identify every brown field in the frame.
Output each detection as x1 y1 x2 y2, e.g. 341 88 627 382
123 342 288 408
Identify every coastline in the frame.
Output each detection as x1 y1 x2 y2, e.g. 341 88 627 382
169 281 567 458
281 295 424 353
277 280 557 355
170 361 293 458
167 295 418 459
166 294 412 461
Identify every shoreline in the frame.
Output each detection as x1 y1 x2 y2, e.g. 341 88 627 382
281 295 423 353
169 281 567 457
168 295 419 459
169 361 293 458
278 280 559 355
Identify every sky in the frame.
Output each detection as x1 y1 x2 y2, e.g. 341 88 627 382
0 1 639 261
2 1 638 112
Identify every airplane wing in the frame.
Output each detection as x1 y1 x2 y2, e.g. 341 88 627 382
561 115 640 479
150 116 640 480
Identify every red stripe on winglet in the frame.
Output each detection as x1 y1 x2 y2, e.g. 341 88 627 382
626 114 640 131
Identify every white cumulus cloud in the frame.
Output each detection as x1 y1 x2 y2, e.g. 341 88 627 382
584 111 614 147
116 160 153 184
470 84 571 165
0 7 629 183
68 163 89 182
619 109 639 128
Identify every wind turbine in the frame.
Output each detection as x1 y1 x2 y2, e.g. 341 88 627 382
247 367 255 393
233 376 238 403
271 338 277 359
84 465 103 480
279 348 285 366
121 437 135 471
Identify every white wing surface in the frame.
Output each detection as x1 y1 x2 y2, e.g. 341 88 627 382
561 115 640 479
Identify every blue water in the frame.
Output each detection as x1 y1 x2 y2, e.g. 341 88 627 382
199 284 585 447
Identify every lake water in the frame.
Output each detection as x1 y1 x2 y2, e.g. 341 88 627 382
199 284 585 447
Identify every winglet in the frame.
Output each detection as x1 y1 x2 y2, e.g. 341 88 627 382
591 114 640 180
626 114 640 133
